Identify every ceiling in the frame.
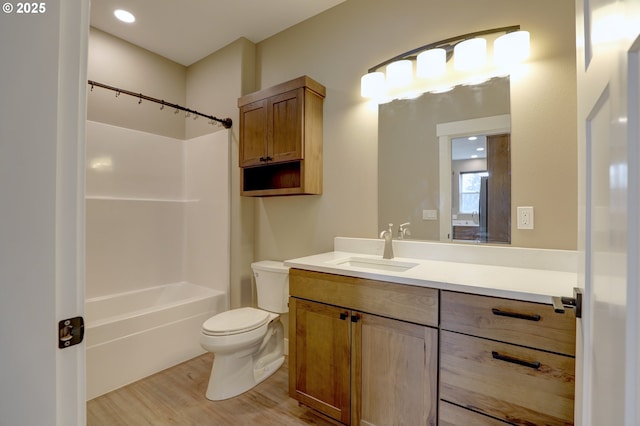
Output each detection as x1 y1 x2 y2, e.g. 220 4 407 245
90 0 347 66
452 136 487 161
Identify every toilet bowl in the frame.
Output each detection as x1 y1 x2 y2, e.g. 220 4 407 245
200 261 289 400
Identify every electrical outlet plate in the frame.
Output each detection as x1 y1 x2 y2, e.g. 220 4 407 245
517 206 534 229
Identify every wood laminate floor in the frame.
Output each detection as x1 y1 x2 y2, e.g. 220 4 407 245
87 354 334 426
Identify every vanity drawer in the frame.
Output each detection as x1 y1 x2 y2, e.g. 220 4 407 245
289 268 439 327
439 401 510 426
441 290 576 356
440 331 575 426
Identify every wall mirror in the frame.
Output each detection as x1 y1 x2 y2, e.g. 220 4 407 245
378 76 510 243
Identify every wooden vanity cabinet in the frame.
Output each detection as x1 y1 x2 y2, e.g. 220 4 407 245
440 291 577 425
238 76 325 196
288 269 439 425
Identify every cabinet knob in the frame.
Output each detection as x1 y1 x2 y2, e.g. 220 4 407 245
339 312 348 320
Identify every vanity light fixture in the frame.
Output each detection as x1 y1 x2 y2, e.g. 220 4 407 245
114 9 135 23
360 25 530 104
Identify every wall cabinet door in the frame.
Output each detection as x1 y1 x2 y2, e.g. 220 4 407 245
352 313 438 426
238 99 268 167
289 298 351 424
239 89 303 167
268 88 303 163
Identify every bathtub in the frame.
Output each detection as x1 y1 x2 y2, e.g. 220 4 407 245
85 282 227 400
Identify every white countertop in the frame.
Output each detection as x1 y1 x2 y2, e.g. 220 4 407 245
284 238 579 305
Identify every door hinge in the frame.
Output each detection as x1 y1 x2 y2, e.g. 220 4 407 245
552 287 583 318
58 316 84 349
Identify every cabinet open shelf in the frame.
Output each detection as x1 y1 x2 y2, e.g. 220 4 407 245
241 160 322 196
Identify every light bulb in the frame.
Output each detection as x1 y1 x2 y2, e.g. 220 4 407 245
114 9 135 23
454 38 487 71
494 31 530 66
386 60 413 88
360 72 385 99
417 48 446 78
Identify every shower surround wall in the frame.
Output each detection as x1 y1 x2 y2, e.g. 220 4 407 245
85 121 229 399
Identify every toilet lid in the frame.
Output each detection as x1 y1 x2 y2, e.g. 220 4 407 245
202 307 270 336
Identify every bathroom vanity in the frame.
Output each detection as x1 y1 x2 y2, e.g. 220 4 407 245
285 238 578 426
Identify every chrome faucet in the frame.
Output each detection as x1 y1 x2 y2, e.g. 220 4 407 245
398 222 411 239
379 223 394 259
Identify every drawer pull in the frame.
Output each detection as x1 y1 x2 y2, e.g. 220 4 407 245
491 308 541 322
491 351 541 370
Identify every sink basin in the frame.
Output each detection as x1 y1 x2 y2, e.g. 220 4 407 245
329 256 419 272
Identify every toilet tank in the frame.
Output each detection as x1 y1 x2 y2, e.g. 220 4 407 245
251 261 290 313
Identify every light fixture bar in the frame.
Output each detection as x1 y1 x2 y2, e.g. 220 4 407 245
366 25 520 73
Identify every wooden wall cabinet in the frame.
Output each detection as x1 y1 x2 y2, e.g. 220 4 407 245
288 269 439 425
237 76 325 196
440 291 577 425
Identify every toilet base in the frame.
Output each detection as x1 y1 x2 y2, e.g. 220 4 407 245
204 320 284 401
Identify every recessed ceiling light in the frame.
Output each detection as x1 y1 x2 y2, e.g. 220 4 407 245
468 136 478 141
114 9 135 23
476 147 485 151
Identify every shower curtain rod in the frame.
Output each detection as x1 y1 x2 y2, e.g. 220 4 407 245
88 80 233 129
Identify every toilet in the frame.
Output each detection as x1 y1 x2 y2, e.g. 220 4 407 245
200 260 289 400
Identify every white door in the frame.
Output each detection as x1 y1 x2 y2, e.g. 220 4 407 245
0 1 89 425
575 0 640 424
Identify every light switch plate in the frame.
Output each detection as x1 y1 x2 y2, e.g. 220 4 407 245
517 206 534 229
422 209 438 220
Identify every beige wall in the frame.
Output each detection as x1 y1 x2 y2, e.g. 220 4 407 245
254 0 577 255
88 28 187 139
88 0 578 311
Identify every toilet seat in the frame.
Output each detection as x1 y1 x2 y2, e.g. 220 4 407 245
202 307 270 336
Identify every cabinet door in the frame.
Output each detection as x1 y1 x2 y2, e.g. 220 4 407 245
268 88 303 163
289 298 351 424
239 98 268 167
352 313 438 426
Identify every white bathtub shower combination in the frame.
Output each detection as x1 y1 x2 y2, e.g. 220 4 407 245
85 122 230 400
